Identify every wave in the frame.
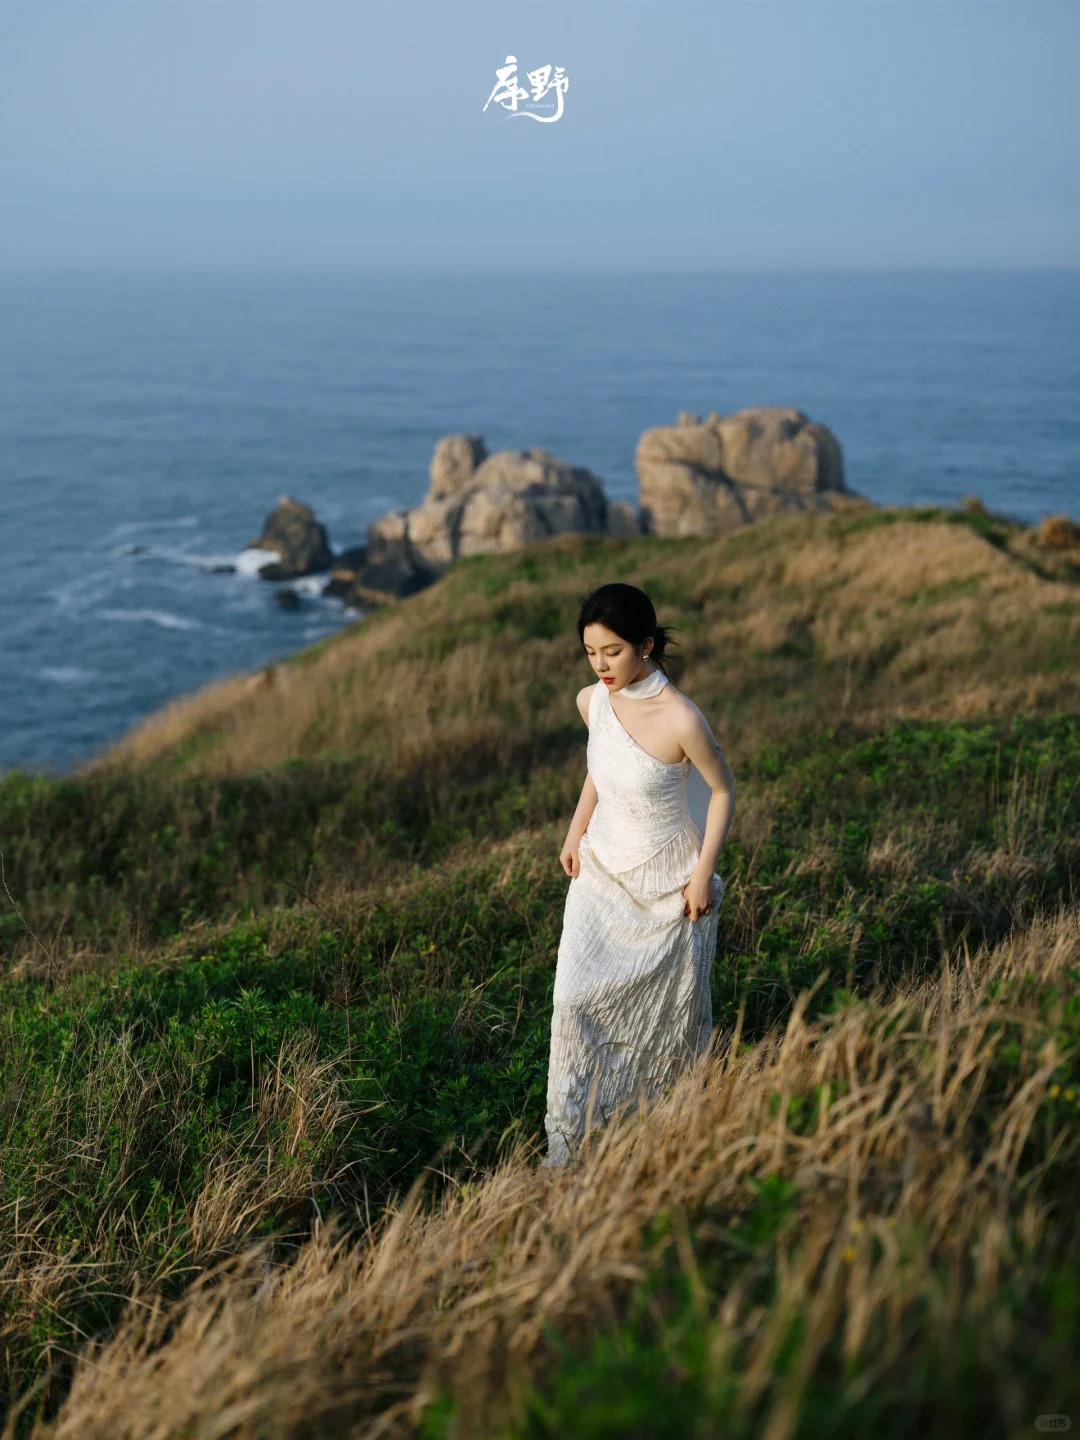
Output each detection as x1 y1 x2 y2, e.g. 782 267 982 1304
118 543 289 578
288 575 329 597
39 665 97 685
234 547 283 576
149 546 241 573
97 608 204 632
51 567 128 613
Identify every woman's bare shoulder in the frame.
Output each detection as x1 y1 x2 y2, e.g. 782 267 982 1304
576 683 599 727
663 684 713 740
661 681 696 714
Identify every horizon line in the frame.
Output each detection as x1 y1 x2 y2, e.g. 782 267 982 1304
1 263 1079 278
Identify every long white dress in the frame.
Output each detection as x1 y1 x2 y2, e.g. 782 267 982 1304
542 674 725 1167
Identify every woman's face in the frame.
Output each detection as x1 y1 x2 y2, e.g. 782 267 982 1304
582 622 650 692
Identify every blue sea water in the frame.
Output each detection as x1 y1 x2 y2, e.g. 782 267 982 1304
1 268 1077 775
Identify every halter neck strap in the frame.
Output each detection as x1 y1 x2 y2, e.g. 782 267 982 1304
616 668 669 700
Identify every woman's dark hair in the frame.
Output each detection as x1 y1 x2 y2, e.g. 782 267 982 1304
576 583 679 677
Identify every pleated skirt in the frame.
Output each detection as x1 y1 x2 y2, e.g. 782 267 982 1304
542 825 724 1167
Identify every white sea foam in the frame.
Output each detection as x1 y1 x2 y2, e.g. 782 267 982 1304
98 608 203 632
289 575 329 597
39 665 96 685
234 547 282 577
119 543 288 577
152 547 238 572
50 568 123 613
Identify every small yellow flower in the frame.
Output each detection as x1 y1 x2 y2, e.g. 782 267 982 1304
1049 1084 1061 1098
842 1246 857 1263
1064 1087 1076 1103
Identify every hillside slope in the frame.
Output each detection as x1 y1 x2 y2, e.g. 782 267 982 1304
84 504 1079 780
1 502 1077 1435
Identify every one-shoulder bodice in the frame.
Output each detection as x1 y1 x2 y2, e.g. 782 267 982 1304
585 680 696 872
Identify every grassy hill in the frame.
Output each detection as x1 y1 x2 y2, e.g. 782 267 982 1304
1 503 1078 1436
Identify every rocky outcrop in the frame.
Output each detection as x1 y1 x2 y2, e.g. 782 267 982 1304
636 407 867 537
247 496 333 579
334 434 641 602
324 541 437 606
1035 514 1080 550
244 411 877 614
1007 510 1080 583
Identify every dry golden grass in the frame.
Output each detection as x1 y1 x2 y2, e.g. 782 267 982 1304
3 503 1076 1435
24 902 1079 1440
82 508 1080 783
0 1041 374 1440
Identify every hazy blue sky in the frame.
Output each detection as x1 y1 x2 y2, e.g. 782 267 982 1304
2 1 1076 272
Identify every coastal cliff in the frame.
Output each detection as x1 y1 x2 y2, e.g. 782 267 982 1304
1 502 1078 1434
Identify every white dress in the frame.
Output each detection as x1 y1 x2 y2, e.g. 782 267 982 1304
542 674 725 1167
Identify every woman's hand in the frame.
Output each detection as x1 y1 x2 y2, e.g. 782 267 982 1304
559 840 581 877
682 871 715 921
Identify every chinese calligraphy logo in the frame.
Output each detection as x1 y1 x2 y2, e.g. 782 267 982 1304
483 55 569 123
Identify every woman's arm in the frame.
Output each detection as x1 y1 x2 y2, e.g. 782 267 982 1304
679 712 738 877
678 718 737 919
559 773 598 877
694 775 736 877
561 687 599 876
565 771 598 848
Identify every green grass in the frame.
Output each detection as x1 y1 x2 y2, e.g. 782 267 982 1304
4 505 1077 1431
1 708 1078 1420
899 574 984 608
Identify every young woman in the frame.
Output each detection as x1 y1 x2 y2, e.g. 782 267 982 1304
541 583 738 1168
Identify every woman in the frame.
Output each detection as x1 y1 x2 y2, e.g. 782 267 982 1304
541 583 738 1168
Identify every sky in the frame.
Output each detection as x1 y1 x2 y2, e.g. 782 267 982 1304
1 1 1077 273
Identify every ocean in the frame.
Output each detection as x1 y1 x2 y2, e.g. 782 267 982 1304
1 268 1077 775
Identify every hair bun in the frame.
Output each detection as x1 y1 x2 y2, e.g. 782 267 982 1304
577 584 679 676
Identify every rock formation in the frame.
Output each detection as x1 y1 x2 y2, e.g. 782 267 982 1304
636 406 867 537
247 412 878 614
246 496 333 579
332 435 641 603
1008 510 1080 583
